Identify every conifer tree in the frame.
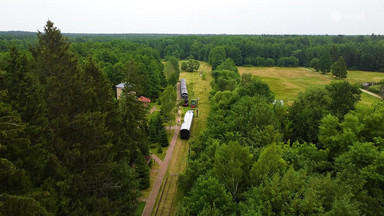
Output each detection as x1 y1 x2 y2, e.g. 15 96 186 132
153 112 169 147
135 151 150 190
149 115 159 144
119 90 150 159
0 74 49 215
159 127 169 147
25 21 145 214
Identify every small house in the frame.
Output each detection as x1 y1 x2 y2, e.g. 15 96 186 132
115 82 134 99
138 96 151 107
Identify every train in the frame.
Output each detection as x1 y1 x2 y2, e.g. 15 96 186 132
180 110 194 139
180 78 188 106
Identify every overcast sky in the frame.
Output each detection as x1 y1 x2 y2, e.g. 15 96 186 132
1 0 383 34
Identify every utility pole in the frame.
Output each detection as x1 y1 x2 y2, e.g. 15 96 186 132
196 97 199 118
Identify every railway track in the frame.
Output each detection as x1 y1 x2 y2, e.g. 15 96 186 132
153 174 178 216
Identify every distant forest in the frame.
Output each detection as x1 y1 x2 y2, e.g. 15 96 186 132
1 31 384 72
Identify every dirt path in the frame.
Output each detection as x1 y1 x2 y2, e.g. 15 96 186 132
151 154 163 166
142 110 181 216
177 81 181 101
360 88 383 100
150 106 160 114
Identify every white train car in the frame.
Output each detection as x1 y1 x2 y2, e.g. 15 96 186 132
180 110 194 139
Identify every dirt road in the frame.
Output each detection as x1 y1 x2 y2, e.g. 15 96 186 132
360 88 383 100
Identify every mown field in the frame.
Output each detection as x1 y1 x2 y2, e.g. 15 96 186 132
238 66 384 105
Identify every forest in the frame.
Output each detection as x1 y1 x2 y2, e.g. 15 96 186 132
2 30 384 72
1 21 384 215
0 21 167 215
178 59 384 215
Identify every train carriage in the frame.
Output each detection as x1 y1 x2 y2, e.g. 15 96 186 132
180 110 194 139
180 78 189 106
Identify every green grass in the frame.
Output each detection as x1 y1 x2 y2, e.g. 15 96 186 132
155 144 169 161
135 201 146 216
347 70 384 84
239 67 330 104
359 92 382 106
238 66 384 105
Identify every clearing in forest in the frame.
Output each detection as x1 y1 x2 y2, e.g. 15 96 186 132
151 61 212 216
238 66 384 105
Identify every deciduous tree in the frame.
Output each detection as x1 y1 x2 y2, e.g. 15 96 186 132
332 56 348 79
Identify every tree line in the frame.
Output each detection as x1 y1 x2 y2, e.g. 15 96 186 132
2 33 384 72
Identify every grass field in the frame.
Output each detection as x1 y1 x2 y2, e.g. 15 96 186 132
152 61 212 215
347 70 384 84
238 66 383 105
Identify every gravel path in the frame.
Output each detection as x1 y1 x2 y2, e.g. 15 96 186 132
151 154 163 166
142 108 181 216
150 106 159 114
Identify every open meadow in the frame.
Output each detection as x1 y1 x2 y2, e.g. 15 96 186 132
238 66 384 105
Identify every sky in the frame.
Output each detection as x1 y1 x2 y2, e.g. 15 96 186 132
1 0 383 35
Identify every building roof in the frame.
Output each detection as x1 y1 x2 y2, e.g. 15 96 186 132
115 82 133 89
138 96 151 103
116 83 125 88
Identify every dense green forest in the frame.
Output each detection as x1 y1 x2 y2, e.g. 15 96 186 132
1 22 384 215
2 31 384 72
178 59 384 215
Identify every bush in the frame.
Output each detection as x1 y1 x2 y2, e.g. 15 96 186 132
157 146 163 153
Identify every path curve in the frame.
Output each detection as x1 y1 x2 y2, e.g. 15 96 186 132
150 106 160 114
142 116 180 216
360 88 383 100
151 154 163 166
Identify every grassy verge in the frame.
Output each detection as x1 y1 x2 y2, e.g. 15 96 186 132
134 201 146 216
359 92 382 106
